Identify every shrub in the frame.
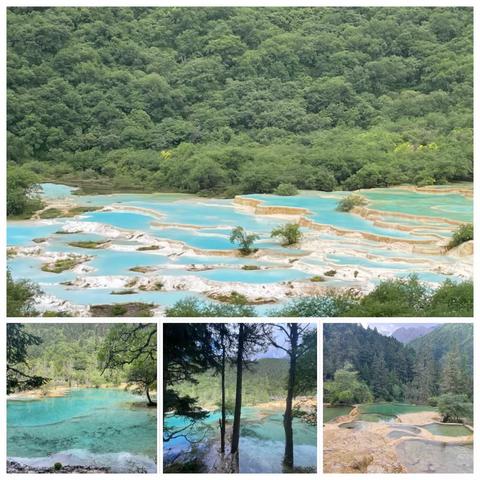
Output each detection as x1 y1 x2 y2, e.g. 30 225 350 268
241 265 260 270
54 463 62 471
426 280 473 317
229 226 259 255
166 297 256 317
336 194 367 212
437 393 472 423
271 223 302 246
274 183 298 196
41 258 83 273
447 223 473 249
7 271 41 317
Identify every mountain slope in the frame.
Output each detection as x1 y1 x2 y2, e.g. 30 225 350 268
391 325 437 343
409 323 473 373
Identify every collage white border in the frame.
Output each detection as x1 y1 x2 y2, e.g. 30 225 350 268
0 0 477 478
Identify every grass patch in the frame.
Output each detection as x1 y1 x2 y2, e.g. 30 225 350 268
241 265 260 270
66 206 99 215
68 240 109 249
137 245 160 251
43 311 73 317
324 270 337 277
130 266 156 273
310 275 325 282
39 208 64 219
41 258 84 273
90 302 154 317
139 281 164 291
39 205 99 219
208 291 249 305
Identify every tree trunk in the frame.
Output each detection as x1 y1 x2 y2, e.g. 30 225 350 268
146 385 156 406
283 324 298 471
231 324 244 455
220 329 226 454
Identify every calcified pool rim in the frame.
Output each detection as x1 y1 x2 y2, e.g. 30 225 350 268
6 183 473 315
323 402 473 473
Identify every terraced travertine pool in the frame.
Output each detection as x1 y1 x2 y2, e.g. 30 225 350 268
7 388 157 473
324 402 473 473
6 183 472 315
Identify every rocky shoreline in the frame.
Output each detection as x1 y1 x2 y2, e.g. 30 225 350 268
7 460 111 474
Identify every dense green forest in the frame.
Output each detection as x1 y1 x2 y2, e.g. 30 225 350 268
176 356 317 407
6 323 157 404
177 358 288 407
7 7 473 215
17 324 118 387
323 323 473 421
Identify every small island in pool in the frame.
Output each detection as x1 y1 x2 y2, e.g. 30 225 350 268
323 323 473 473
164 322 317 473
6 182 473 317
6 323 157 474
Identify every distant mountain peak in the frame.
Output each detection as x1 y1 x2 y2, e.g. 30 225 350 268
391 325 437 343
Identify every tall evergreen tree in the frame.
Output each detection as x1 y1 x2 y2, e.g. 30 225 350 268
231 324 269 458
406 346 438 403
265 324 315 470
440 348 467 395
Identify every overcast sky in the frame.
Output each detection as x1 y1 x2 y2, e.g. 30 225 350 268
366 322 439 336
256 323 317 359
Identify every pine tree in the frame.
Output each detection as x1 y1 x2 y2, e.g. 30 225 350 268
440 348 467 395
406 346 438 403
371 353 389 400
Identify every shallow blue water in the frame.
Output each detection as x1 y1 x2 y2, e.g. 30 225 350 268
327 254 410 270
38 284 204 307
245 193 419 239
361 188 472 222
7 388 157 471
164 407 316 473
8 222 62 246
6 185 472 310
85 211 155 231
40 183 77 199
199 267 309 283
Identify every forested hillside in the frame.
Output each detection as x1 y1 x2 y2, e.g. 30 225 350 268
7 323 157 402
410 323 473 375
323 323 473 406
8 7 473 209
323 323 414 401
176 357 290 407
21 323 117 387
